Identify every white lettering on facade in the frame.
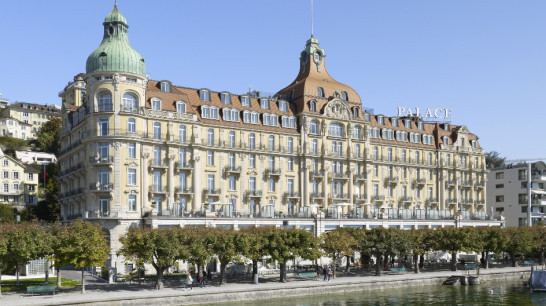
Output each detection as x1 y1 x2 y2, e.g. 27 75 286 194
397 107 452 119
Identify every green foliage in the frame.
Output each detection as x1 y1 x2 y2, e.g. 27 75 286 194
0 136 30 157
209 227 243 285
504 227 533 267
33 200 60 222
485 151 506 169
0 277 79 292
33 118 61 155
0 204 15 223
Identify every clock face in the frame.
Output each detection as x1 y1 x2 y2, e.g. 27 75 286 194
313 51 321 64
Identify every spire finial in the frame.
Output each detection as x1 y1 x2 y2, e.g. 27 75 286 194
311 0 314 37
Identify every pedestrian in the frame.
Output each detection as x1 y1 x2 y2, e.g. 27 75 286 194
316 265 321 278
200 273 206 287
207 266 212 281
323 266 327 281
327 266 332 281
182 273 193 291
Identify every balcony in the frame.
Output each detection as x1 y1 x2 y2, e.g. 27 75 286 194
461 198 474 205
246 190 263 198
89 156 113 165
284 191 300 199
426 197 439 204
372 195 385 202
386 177 399 184
460 180 473 187
415 178 426 185
149 159 169 169
533 174 546 182
476 181 485 188
149 185 168 194
120 106 140 114
400 196 413 203
354 194 367 201
476 200 485 206
446 179 457 186
354 173 367 181
332 172 350 180
176 187 193 195
311 170 325 178
204 188 221 196
330 193 349 200
89 183 113 191
267 168 282 177
310 192 325 199
328 152 344 158
176 161 194 170
446 198 457 205
225 165 242 174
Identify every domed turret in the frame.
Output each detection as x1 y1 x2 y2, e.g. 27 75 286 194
85 4 146 76
276 36 361 114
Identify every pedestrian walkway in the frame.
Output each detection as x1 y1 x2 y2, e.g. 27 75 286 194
0 266 531 306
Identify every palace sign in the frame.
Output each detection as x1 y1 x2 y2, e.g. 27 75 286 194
397 107 452 119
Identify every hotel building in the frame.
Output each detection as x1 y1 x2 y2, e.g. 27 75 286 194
58 5 500 270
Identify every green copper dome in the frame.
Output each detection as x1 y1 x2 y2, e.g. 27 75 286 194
86 5 146 77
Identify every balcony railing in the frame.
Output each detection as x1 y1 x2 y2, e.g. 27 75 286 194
354 173 367 181
175 187 193 194
332 172 350 180
354 194 367 201
446 180 457 186
415 178 426 185
284 191 300 198
372 195 385 202
311 170 325 178
386 177 399 184
330 193 349 199
176 161 194 170
89 156 113 165
246 190 263 197
149 159 169 168
461 198 474 204
426 197 439 204
446 198 457 204
89 183 113 191
149 185 168 193
267 169 282 176
225 166 242 174
460 180 473 187
204 188 221 196
310 192 325 198
400 196 413 202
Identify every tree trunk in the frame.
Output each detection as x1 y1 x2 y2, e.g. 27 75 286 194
332 255 337 279
510 253 517 267
57 267 62 287
451 252 457 271
541 249 545 265
345 255 351 273
407 255 413 270
252 259 258 284
45 260 49 284
220 261 227 286
280 262 287 282
0 267 3 297
383 254 389 271
81 268 86 294
413 254 420 274
155 268 165 290
375 256 381 276
197 265 203 280
485 251 490 269
16 263 19 287
419 254 424 269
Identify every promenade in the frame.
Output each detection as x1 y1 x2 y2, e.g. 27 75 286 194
0 266 531 306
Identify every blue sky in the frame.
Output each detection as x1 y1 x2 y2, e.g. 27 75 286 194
0 0 544 160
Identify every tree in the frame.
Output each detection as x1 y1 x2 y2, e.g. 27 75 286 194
321 228 357 278
209 228 244 286
360 228 392 276
530 226 546 265
184 226 214 280
485 151 506 169
0 136 30 157
504 227 533 267
33 117 61 155
60 219 109 293
119 227 187 290
264 228 319 282
433 227 474 271
408 229 429 273
238 227 269 284
0 223 10 297
0 204 15 223
477 226 505 269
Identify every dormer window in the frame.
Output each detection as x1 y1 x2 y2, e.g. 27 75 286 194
364 113 370 121
444 123 450 131
260 99 269 110
160 82 171 93
353 107 359 118
317 87 325 98
199 89 210 102
391 118 398 127
223 108 239 122
151 98 161 111
176 101 186 114
241 95 250 107
377 116 384 125
220 92 231 104
418 122 424 131
471 140 477 148
443 136 449 145
341 91 348 101
404 119 411 129
278 101 288 112
309 100 317 112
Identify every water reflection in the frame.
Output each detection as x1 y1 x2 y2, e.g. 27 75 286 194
215 279 546 306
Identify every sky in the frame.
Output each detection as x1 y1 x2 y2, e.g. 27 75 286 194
0 0 544 160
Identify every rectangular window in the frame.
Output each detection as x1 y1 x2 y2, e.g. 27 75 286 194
207 151 214 166
207 174 215 191
128 143 136 159
287 157 293 171
28 173 34 180
495 184 504 189
228 175 236 191
241 96 250 107
128 195 137 212
495 195 504 202
496 172 504 179
287 179 294 193
12 172 18 179
3 171 8 179
249 154 255 168
268 178 275 192
518 169 527 181
127 168 136 185
287 137 293 153
518 194 528 204
249 177 256 191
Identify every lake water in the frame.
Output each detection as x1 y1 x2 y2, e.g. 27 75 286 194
218 279 546 305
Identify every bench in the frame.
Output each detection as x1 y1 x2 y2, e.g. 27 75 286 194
522 260 535 266
27 285 59 295
464 263 477 270
298 272 318 280
390 267 406 273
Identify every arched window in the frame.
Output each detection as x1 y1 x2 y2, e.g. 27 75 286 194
160 82 171 93
178 125 186 143
207 128 214 146
153 122 161 140
98 92 112 112
268 135 275 151
228 131 235 148
249 133 256 149
221 92 231 104
342 91 348 101
176 101 186 113
122 93 137 112
312 139 318 154
353 107 359 118
317 87 324 98
309 100 317 112
127 118 136 133
200 89 210 101
329 122 344 138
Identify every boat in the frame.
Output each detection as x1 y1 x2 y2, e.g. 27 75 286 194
529 266 546 292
